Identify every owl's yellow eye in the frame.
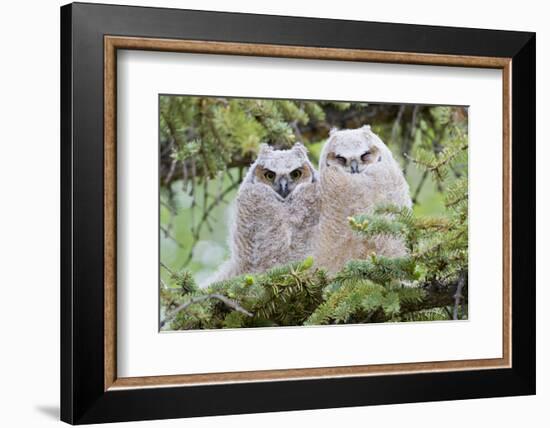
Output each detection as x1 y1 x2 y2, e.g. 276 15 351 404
264 171 276 181
290 169 302 179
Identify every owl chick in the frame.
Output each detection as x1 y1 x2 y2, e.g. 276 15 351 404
207 142 319 284
313 125 411 273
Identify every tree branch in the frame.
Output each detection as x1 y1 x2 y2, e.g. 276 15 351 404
181 178 241 267
160 293 253 328
412 170 429 204
453 272 466 320
400 279 468 314
160 261 175 276
160 226 184 248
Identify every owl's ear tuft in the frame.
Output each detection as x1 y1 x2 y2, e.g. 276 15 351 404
291 142 308 157
258 143 273 156
329 127 339 137
361 124 372 133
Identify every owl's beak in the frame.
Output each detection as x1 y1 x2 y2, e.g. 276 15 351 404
277 177 290 198
350 159 359 174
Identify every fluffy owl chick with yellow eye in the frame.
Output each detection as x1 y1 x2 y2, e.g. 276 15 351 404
313 125 411 273
207 143 319 284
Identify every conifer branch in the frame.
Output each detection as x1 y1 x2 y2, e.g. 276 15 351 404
453 272 466 320
160 100 469 329
181 179 241 267
161 293 253 328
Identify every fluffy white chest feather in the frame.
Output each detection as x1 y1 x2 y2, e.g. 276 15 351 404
313 126 412 273
207 142 320 284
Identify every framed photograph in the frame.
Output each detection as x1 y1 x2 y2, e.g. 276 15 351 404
61 2 535 424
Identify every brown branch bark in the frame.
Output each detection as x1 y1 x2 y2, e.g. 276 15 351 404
453 273 466 320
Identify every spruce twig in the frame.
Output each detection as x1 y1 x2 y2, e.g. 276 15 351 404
161 293 253 328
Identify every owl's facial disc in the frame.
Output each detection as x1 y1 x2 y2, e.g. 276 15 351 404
274 168 305 198
255 164 311 199
326 145 380 174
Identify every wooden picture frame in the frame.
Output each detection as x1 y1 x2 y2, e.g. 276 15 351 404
61 2 535 424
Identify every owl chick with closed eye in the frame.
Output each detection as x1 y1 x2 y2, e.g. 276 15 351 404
207 142 319 284
313 125 412 273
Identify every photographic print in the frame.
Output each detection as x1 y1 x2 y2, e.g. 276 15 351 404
61 6 534 422
159 96 468 331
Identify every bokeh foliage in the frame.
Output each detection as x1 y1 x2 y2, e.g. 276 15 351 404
159 96 468 330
